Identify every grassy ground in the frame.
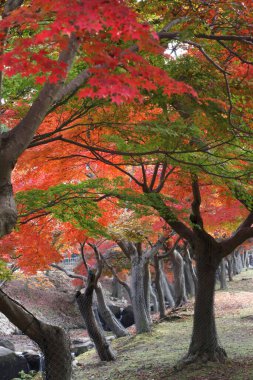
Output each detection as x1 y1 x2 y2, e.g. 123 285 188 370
73 269 253 380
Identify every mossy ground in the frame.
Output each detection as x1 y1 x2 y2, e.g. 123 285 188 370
73 270 253 380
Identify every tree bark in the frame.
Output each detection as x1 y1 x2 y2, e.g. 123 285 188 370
143 261 152 323
149 284 158 313
0 289 72 380
130 255 151 333
233 250 242 275
95 283 129 337
154 255 166 319
160 266 175 308
0 167 17 237
244 251 249 268
170 249 188 307
111 276 122 298
226 255 233 281
184 246 198 292
184 260 195 297
219 258 227 290
184 253 227 364
76 272 116 361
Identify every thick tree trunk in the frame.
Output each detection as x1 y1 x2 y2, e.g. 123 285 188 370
76 273 116 361
130 256 151 333
95 283 129 337
143 261 151 323
154 255 166 319
171 249 188 307
0 168 17 237
184 255 227 364
0 289 72 380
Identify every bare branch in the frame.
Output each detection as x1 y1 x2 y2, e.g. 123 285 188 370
87 243 103 282
51 264 86 282
101 255 132 299
144 234 169 261
221 227 253 257
79 241 89 272
158 236 181 259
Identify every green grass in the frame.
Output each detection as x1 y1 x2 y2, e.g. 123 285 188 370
73 269 253 380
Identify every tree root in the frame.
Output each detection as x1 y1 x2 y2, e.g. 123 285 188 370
175 346 227 370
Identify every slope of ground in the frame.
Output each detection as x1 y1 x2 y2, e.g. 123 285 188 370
73 269 253 380
0 270 84 331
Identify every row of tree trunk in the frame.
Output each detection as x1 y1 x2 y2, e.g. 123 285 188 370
217 249 251 290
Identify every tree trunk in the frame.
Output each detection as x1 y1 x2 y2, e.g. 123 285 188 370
76 272 116 361
111 276 122 299
130 255 151 333
154 255 166 319
241 251 245 268
244 251 249 268
149 284 158 313
184 260 195 297
219 258 227 290
0 289 72 380
143 261 151 323
226 256 233 281
184 247 198 292
0 36 78 238
233 251 242 275
0 168 17 237
160 266 175 308
170 249 188 307
184 256 227 364
95 283 129 337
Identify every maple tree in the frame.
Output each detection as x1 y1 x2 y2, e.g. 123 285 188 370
0 0 253 376
1 1 197 378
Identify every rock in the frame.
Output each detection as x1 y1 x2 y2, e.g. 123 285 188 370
106 336 115 342
0 313 16 335
22 350 43 372
120 305 134 328
0 339 15 351
71 341 94 356
0 347 29 380
72 338 90 345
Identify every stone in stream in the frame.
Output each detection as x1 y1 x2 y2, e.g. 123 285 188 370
71 341 94 356
0 347 29 380
22 350 44 372
0 339 15 351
